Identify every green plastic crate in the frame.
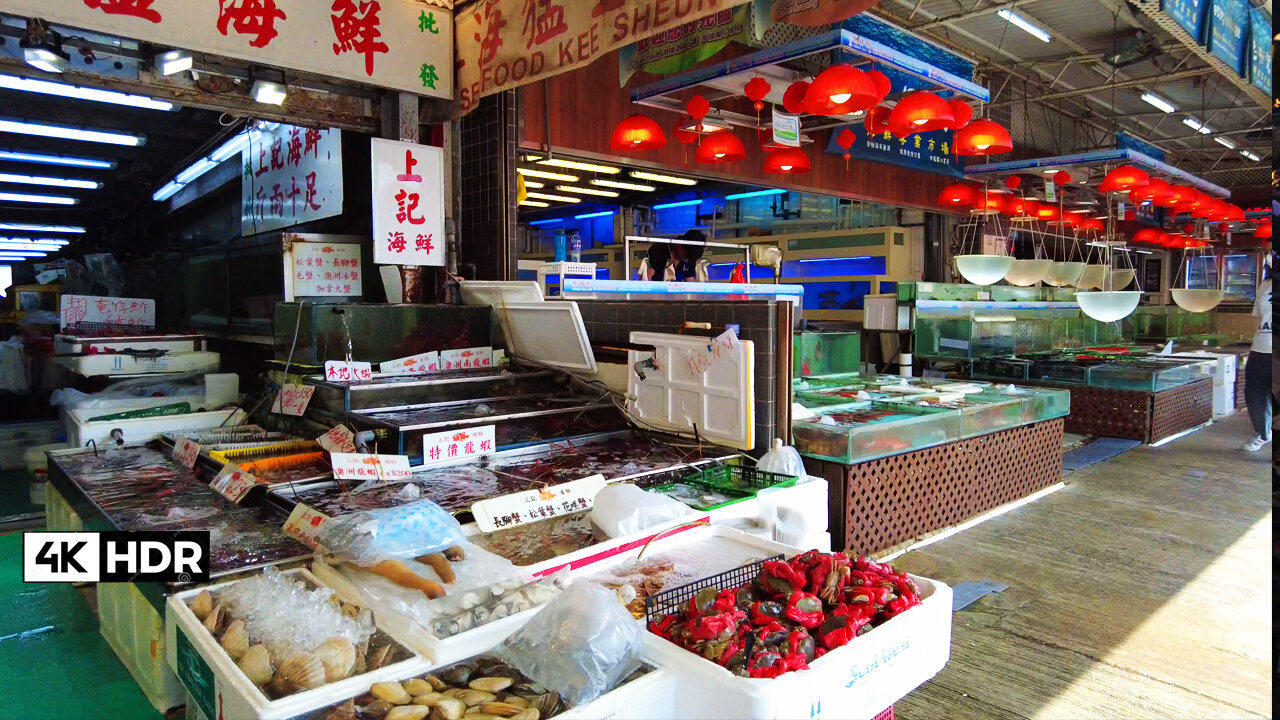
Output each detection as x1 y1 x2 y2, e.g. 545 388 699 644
679 464 798 493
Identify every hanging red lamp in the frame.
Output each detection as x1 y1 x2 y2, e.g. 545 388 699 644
866 69 892 102
947 99 973 130
1224 204 1245 221
1035 204 1059 221
978 192 1006 213
1004 175 1023 190
803 65 878 115
782 81 809 114
887 91 953 134
954 119 1013 155
1098 165 1149 193
672 117 698 144
610 114 667 151
686 95 710 120
763 147 811 174
1006 196 1027 215
743 77 771 111
937 182 976 206
865 106 891 135
694 131 745 163
1053 170 1072 186
1167 184 1197 206
1133 227 1162 244
1255 221 1272 240
1079 217 1104 232
1150 179 1176 207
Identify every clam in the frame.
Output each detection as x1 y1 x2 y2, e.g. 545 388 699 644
469 677 513 693
411 692 444 706
237 644 273 686
220 620 249 661
510 710 539 720
432 698 465 720
474 662 518 680
367 644 393 671
425 674 448 692
532 692 561 717
441 661 475 685
268 652 325 698
478 702 523 717
454 690 496 707
386 706 430 720
363 699 392 718
316 637 356 682
402 678 433 696
202 603 225 634
187 590 213 620
371 681 412 705
496 696 528 709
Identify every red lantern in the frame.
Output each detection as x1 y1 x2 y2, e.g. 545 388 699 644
1167 184 1197 206
1133 227 1162 244
1098 165 1150 193
673 117 698 144
937 182 975 206
954 119 1013 155
866 70 892 101
763 147 811 174
1053 171 1072 186
1004 175 1023 190
687 95 710 120
610 114 667 151
1181 222 1195 234
694 132 745 163
947 99 973 130
1124 210 1136 221
865 106 891 135
1256 222 1272 240
836 128 856 149
887 91 953 134
803 65 878 115
782 81 809 114
744 77 771 108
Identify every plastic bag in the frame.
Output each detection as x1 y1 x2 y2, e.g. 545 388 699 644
498 583 641 706
315 498 465 566
757 438 805 478
589 483 693 538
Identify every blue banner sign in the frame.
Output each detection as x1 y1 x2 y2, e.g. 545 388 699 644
1116 131 1165 163
841 14 977 98
824 123 961 178
1209 0 1249 75
1163 0 1211 41
1249 7 1271 94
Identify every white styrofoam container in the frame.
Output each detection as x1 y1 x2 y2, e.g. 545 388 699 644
99 582 186 712
863 294 911 331
54 334 203 355
56 350 220 376
1213 385 1236 417
69 408 246 447
165 568 430 720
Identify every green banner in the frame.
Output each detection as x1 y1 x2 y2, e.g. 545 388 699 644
619 6 752 86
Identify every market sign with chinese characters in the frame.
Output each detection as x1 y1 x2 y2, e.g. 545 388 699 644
372 138 445 267
290 241 362 298
617 5 750 85
243 124 343 236
471 474 608 533
421 425 495 466
330 452 412 483
823 124 962 178
60 295 156 330
1 0 452 99
441 347 494 371
324 361 373 383
456 0 750 114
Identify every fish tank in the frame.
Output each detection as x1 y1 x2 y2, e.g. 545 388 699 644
915 310 1058 359
1087 357 1214 392
899 282 992 302
792 401 961 464
881 391 1025 438
273 302 493 364
794 330 861 377
972 356 1032 381
987 385 1071 423
793 390 875 411
792 374 866 392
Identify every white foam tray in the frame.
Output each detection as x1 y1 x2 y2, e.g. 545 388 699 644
57 350 220 376
54 334 203 355
69 408 246 447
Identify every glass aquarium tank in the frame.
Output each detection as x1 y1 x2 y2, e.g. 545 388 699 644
1087 357 1214 392
792 401 962 463
881 391 1025 438
794 331 861 377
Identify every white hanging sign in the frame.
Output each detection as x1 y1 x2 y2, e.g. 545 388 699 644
172 437 201 469
471 474 607 533
242 124 343 236
316 425 357 454
330 452 412 482
372 138 446 267
421 425 495 465
441 346 494 371
324 360 373 383
60 295 155 330
772 107 801 147
290 241 362 297
379 351 440 375
282 502 329 548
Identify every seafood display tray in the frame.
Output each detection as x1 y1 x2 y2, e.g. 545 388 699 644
165 567 430 720
306 366 565 414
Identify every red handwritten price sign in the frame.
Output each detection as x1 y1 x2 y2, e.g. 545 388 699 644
324 361 373 383
60 294 155 330
372 138 445 267
421 425 495 466
282 502 329 549
316 425 357 454
330 453 412 483
685 328 742 377
472 474 607 533
172 437 201 469
209 464 260 502
440 346 494 372
271 384 315 416
379 350 440 375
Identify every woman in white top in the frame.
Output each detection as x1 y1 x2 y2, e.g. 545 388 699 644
1242 250 1271 451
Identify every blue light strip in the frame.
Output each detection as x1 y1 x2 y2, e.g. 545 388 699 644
528 218 565 226
797 256 872 263
574 210 616 219
652 199 703 209
724 188 786 201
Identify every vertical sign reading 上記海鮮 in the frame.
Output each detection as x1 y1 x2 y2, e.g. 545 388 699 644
1208 0 1249 75
291 241 362 298
372 138 445 267
241 124 342 236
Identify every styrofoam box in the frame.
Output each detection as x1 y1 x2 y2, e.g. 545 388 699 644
54 334 203 355
99 582 186 712
165 568 430 720
56 350 221 376
69 408 246 447
1213 385 1236 417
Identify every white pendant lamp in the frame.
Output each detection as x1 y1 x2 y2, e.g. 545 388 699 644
1044 261 1085 286
1004 259 1052 286
1076 198 1142 322
1170 231 1224 312
954 185 1014 285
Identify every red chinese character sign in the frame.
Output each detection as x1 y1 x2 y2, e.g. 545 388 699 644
60 294 156 330
289 241 362 299
242 123 343 235
372 138 445 267
420 425 496 467
3 0 452 99
470 473 607 533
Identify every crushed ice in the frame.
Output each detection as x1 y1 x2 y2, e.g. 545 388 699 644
219 566 374 660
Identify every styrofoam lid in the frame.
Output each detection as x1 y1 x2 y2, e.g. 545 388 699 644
500 301 597 373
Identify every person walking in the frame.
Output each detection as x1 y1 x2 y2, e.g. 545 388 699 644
1242 252 1271 452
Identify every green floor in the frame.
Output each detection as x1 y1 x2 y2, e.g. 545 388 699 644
0 533 164 720
0 470 43 523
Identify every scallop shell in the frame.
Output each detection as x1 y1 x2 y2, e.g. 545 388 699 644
315 637 356 682
237 644 273 686
187 590 213 620
267 652 325 698
220 620 249 661
202 603 225 634
469 677 513 693
370 681 412 705
385 706 430 720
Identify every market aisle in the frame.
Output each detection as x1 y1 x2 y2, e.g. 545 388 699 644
0 533 163 720
893 413 1271 720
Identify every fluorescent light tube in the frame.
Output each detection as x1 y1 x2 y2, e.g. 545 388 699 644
0 249 49 257
0 172 99 189
0 74 173 110
522 180 544 188
574 210 616 219
797 256 872 262
0 191 76 204
0 223 83 233
555 185 619 197
997 8 1052 42
517 167 579 182
210 133 250 163
725 188 786 200
1240 150 1260 161
175 158 216 184
0 237 68 245
591 179 655 191
251 80 287 105
23 49 69 74
156 50 192 76
0 242 62 251
152 181 182 202
630 171 696 185
1182 117 1211 134
0 118 144 146
529 157 620 174
528 218 565 225
1140 93 1176 113
525 192 580 203
0 151 114 169
652 199 703 209
518 200 549 207
1213 136 1235 148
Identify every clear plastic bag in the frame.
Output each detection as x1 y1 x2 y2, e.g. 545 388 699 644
589 483 693 537
498 582 641 706
315 498 465 566
757 438 805 477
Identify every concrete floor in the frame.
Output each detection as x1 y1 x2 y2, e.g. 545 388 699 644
894 412 1272 720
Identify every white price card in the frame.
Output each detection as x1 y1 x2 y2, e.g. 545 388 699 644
440 346 493 371
209 463 259 502
421 425 495 466
324 360 373 383
172 437 200 469
282 502 329 549
316 425 356 454
271 384 315 416
330 453 412 483
472 474 608 533
379 351 440 375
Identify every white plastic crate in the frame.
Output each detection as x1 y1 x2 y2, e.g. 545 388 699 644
165 568 430 720
98 582 186 713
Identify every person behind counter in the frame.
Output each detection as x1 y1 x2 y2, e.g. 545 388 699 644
638 230 710 282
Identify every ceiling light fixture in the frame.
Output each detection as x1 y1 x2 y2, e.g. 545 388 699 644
590 179 655 192
524 192 581 203
0 236 69 244
528 217 565 225
522 180 544 188
0 249 50 257
0 191 76 205
997 8 1052 42
530 157 620 174
156 50 193 76
1213 136 1235 148
0 241 62 251
629 171 696 186
518 167 579 182
1139 93 1176 113
575 210 616 219
152 181 182 202
0 118 144 146
518 200 549 207
0 223 82 233
251 79 288 105
555 185 619 197
0 172 98 189
725 188 787 200
1181 117 1211 134
0 74 174 111
652 199 703 209
1240 150 1260 161
175 158 216 185
19 20 70 74
210 133 251 163
0 150 115 169
609 114 667 150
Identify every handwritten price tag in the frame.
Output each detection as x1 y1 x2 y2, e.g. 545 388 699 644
472 474 608 533
421 425 495 466
379 351 440 375
324 361 373 383
685 328 743 377
271 384 315 416
440 346 494 372
172 437 200 469
316 425 356 454
209 463 260 502
330 452 412 483
282 502 329 548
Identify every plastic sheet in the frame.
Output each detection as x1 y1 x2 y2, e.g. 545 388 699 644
50 372 206 409
315 498 465 566
589 483 693 537
498 583 642 706
756 439 805 478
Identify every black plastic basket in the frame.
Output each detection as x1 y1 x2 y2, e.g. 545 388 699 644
644 554 784 627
